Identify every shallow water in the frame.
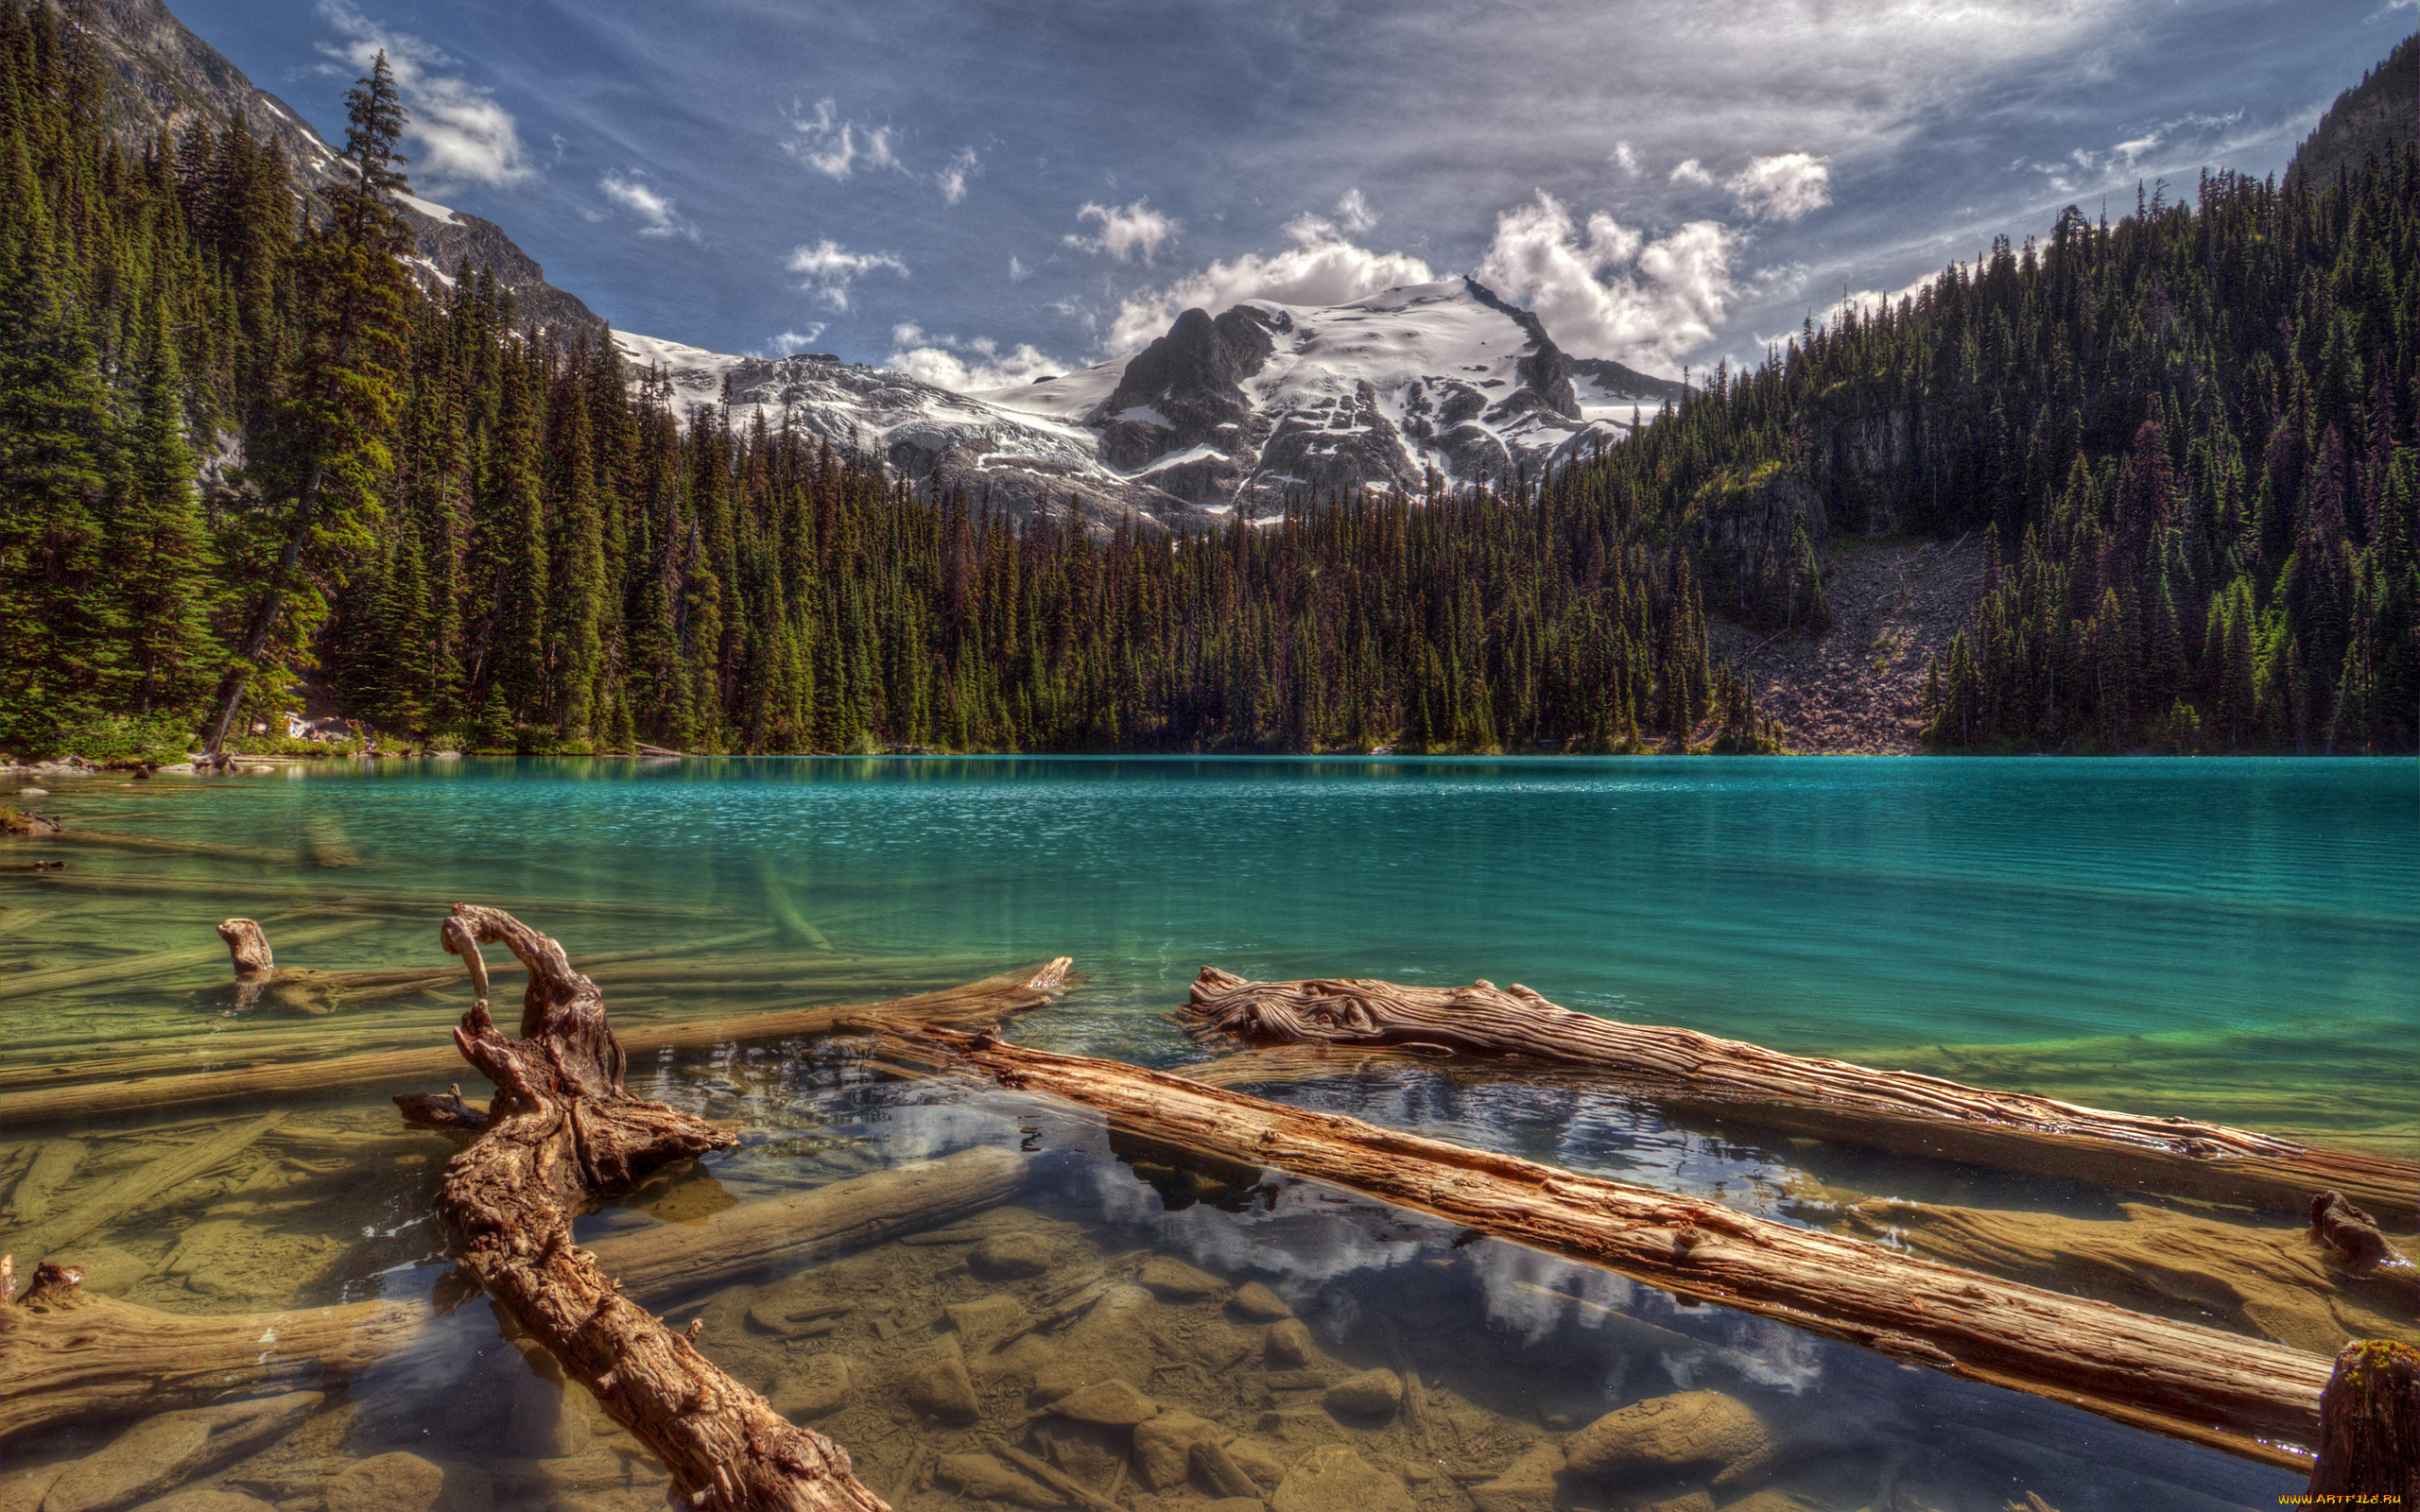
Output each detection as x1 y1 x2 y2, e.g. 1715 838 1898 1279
0 757 2411 1508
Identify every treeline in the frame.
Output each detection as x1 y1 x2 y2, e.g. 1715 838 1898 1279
0 4 1767 758
1564 157 2417 752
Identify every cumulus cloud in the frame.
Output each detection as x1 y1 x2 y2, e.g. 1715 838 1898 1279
786 239 908 310
1610 142 1640 177
1065 199 1179 264
1333 188 1377 235
1668 158 1715 188
938 146 979 205
1727 152 1829 220
597 169 697 239
785 98 901 180
887 324 1070 391
316 1 530 188
1103 212 1437 352
1473 190 1736 372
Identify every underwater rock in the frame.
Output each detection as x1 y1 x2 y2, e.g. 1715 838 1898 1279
1265 1318 1317 1368
943 1294 1032 1355
43 1392 320 1512
1133 1412 1225 1490
1270 1445 1416 1512
935 1454 1063 1509
1139 1256 1231 1303
321 1452 454 1512
1032 1284 1162 1396
772 1355 855 1421
1322 1368 1403 1419
1222 1437 1287 1493
1467 1441 1564 1512
971 1231 1056 1279
1254 1405 1351 1454
896 1335 981 1423
124 1491 279 1512
1231 1282 1291 1321
0 1461 66 1512
1048 1378 1162 1426
1564 1391 1767 1480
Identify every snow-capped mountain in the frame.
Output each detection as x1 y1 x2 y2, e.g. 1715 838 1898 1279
613 334 1198 530
617 277 1690 530
980 278 1687 512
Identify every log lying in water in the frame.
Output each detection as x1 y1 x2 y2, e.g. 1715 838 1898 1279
0 1145 1026 1443
0 952 1072 1128
1179 968 2420 1226
926 1029 2334 1471
417 902 884 1512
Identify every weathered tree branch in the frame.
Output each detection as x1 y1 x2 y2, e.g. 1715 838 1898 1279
421 903 889 1512
2306 1340 2419 1504
1179 968 2419 1225
928 1028 2334 1471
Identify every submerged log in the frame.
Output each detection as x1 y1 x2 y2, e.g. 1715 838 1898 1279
928 1030 2333 1471
0 954 1072 1128
1180 968 2420 1226
417 902 885 1512
0 1146 1027 1443
0 919 359 1004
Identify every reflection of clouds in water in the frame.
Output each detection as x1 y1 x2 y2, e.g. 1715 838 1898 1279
1086 1157 1429 1291
1466 1239 1638 1347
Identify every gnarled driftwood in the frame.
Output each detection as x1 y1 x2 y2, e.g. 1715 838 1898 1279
415 902 885 1511
1180 968 2419 1225
928 1029 2334 1471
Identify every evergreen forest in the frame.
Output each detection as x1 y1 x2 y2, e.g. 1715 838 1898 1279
2 1 2411 759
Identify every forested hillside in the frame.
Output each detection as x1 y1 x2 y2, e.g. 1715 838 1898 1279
2 0 2410 758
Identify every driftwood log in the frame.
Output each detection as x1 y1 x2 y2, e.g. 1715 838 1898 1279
411 902 886 1512
926 1030 2335 1471
0 1145 1026 1442
0 954 1072 1128
1180 968 2419 1226
2307 1340 2420 1503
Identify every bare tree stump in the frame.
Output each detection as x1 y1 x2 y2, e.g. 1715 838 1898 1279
2306 1340 2419 1506
423 903 888 1512
1180 968 2418 1225
930 1029 2333 1471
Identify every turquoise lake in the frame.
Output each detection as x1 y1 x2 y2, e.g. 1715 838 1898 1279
9 754 2414 1148
3 757 2412 1510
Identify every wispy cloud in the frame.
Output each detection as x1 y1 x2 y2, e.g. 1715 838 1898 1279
786 239 908 310
938 146 979 205
316 0 531 188
887 323 1070 391
785 98 902 181
1727 152 1829 221
598 169 697 239
1065 199 1179 264
1668 158 1715 188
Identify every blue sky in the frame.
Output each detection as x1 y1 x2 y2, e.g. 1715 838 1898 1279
172 0 2414 387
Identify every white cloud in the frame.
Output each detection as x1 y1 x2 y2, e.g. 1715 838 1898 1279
1065 199 1179 264
1611 142 1640 177
1333 188 1377 235
597 169 697 240
1473 190 1736 372
1103 214 1437 353
785 98 901 181
316 1 530 188
1668 158 1715 188
886 325 1070 391
786 239 908 310
1009 255 1031 282
1727 152 1830 220
938 146 978 205
761 325 827 356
